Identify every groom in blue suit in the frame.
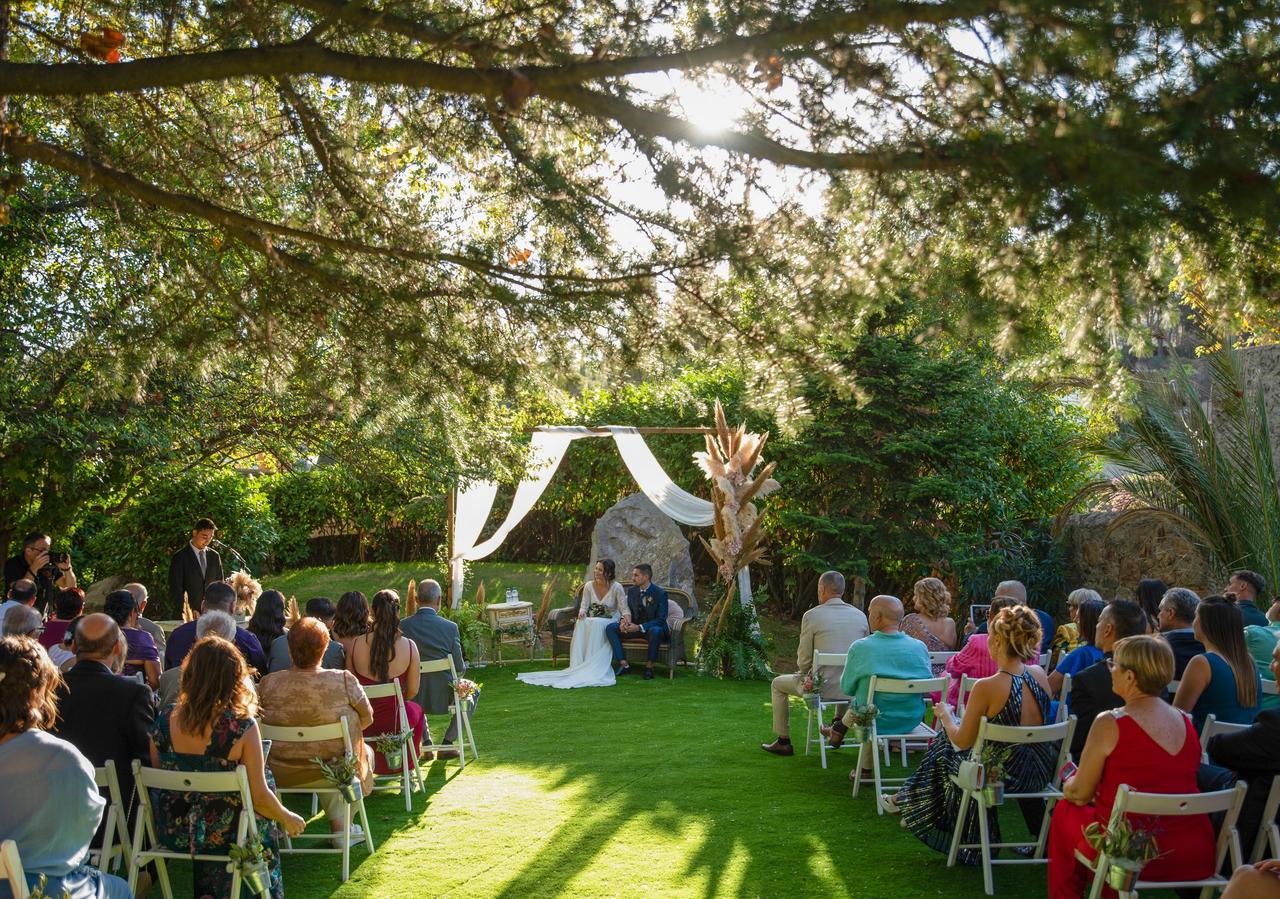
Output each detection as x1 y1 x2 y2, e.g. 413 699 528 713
606 563 668 680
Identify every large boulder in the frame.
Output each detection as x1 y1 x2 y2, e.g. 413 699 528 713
83 575 128 611
587 493 695 600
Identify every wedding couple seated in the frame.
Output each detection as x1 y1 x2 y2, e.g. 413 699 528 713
519 560 676 687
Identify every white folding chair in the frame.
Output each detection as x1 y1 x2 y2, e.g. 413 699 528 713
929 651 958 668
419 657 478 766
1076 782 1247 899
1167 679 1181 695
957 675 981 717
88 763 133 874
803 651 850 770
259 722 376 881
851 675 949 813
1199 714 1251 762
0 840 29 899
129 761 267 899
1055 674 1073 724
945 716 1077 895
1263 678 1278 696
1036 652 1050 669
1251 774 1280 864
361 680 426 810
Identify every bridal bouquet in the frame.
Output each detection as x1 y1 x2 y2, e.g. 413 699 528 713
587 602 610 618
455 678 482 702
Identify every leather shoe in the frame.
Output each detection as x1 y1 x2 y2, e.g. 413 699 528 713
434 749 460 760
819 723 846 749
643 667 655 680
761 739 794 756
616 665 632 676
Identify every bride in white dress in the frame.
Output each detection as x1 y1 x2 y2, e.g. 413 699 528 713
517 559 628 689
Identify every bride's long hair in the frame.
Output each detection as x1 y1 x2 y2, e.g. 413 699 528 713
594 559 616 582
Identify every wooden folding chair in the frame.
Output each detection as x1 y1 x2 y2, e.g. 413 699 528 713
419 657 478 766
0 840 29 899
361 679 426 810
129 761 267 899
88 763 133 875
259 722 376 881
1075 782 1246 899
945 716 1077 895
851 675 949 813
803 651 850 770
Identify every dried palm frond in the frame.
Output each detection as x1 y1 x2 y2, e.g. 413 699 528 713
286 596 301 627
535 575 559 630
405 579 418 615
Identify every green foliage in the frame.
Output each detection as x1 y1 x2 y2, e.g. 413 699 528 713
88 470 279 617
440 601 493 661
695 591 772 680
763 311 1093 617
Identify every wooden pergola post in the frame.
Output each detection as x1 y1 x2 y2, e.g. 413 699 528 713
446 487 458 608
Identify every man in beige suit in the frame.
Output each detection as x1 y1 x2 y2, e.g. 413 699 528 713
762 571 869 756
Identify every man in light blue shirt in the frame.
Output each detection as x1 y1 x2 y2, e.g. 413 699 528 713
824 595 932 781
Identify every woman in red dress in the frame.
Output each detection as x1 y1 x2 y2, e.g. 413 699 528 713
348 589 425 774
1048 634 1214 899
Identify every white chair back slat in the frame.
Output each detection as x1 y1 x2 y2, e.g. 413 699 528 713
957 675 980 716
867 675 950 695
1055 674 1072 724
1263 678 1278 696
259 721 348 743
0 839 29 899
929 651 958 666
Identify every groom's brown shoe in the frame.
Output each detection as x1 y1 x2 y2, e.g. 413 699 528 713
761 738 794 756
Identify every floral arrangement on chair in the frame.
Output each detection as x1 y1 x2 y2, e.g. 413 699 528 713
455 678 482 702
1084 816 1162 888
226 837 270 894
373 732 407 769
312 752 360 803
800 671 825 700
226 570 262 617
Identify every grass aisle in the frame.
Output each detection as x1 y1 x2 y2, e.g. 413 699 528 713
267 664 1064 899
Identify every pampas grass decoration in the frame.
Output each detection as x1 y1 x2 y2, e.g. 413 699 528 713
286 596 301 627
535 575 559 630
182 596 196 622
475 580 486 607
405 579 418 615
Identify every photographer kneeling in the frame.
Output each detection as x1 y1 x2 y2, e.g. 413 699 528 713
4 531 76 612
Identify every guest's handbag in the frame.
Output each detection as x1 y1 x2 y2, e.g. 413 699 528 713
956 759 986 791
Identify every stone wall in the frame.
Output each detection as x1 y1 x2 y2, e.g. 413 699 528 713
1062 511 1218 600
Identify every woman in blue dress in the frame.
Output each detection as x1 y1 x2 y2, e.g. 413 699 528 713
149 636 305 899
1174 597 1261 730
887 605 1058 864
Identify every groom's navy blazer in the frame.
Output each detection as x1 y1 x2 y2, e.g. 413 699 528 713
625 583 668 627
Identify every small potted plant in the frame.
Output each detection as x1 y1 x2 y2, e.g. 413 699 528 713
1084 818 1162 892
373 732 406 770
312 752 360 804
800 671 825 707
227 838 271 896
844 700 880 743
979 745 1012 806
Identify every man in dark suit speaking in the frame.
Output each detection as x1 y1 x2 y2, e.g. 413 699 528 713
168 517 223 614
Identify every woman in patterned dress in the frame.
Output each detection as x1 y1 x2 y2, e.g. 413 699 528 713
889 605 1057 864
148 636 305 899
901 577 957 675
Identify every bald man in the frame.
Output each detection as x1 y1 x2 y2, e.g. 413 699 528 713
824 595 932 779
53 613 157 850
964 579 1055 654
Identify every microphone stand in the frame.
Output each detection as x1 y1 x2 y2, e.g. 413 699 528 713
211 538 251 574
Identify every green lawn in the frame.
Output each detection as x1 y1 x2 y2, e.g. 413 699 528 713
266 561 582 608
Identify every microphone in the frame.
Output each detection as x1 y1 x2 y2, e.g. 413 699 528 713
209 537 251 573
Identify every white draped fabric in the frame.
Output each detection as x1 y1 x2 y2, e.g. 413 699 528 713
448 426 753 604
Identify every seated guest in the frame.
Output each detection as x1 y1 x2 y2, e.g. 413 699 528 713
1226 569 1270 628
901 577 957 674
962 580 1056 655
164 581 268 674
348 590 425 772
761 571 868 756
891 605 1054 860
149 637 304 899
1134 576 1167 630
52 613 156 852
400 580 473 759
605 564 669 679
259 618 374 843
332 590 371 660
0 635 131 899
944 596 1020 705
48 616 81 671
821 595 931 780
1050 588 1103 667
38 587 84 651
2 603 41 639
124 582 166 653
268 597 346 673
103 588 161 689
0 578 37 623
1048 635 1214 898
1206 639 1280 864
1066 600 1150 760
1157 586 1205 679
247 589 287 661
158 610 238 708
1222 860 1280 899
1245 600 1280 710
1048 598 1105 697
1174 597 1261 731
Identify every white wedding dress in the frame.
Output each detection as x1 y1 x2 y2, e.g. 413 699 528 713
517 580 627 689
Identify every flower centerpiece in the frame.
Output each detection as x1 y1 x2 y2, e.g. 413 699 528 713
455 678 482 702
1084 817 1162 891
373 732 406 770
843 700 880 743
312 752 360 803
800 671 825 706
227 838 271 895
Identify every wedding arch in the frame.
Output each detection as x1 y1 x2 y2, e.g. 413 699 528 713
447 425 755 606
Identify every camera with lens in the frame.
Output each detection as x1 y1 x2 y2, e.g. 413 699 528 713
42 550 69 575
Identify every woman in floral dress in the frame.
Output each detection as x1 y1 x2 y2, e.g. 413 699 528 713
149 636 305 898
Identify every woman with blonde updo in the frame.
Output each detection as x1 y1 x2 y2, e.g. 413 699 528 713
889 606 1056 866
902 577 957 674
